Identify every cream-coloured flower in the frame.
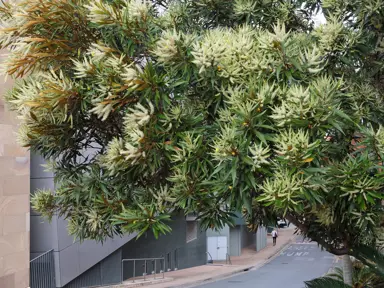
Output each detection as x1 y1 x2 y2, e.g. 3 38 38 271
122 64 143 88
274 128 319 163
374 126 384 152
124 101 155 129
153 30 180 64
86 43 115 62
233 0 257 17
127 128 145 144
85 0 121 25
90 95 114 121
72 57 95 78
120 142 143 164
85 210 102 232
211 125 238 162
191 26 258 83
16 124 31 147
126 0 152 22
249 143 270 169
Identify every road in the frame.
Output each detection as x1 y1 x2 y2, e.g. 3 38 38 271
198 241 338 288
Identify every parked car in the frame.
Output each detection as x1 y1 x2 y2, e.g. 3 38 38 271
277 218 287 228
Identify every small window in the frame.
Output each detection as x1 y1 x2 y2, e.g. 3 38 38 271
186 221 198 243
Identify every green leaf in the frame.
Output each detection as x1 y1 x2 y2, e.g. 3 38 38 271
231 165 237 186
333 109 355 124
328 120 345 134
305 277 351 288
255 131 266 144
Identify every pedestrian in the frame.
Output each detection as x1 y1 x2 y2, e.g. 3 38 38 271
272 229 278 246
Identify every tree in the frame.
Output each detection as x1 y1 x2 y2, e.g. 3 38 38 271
1 0 384 276
305 244 384 288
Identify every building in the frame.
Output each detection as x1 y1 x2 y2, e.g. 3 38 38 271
0 56 30 288
0 55 262 288
206 214 267 262
30 153 206 287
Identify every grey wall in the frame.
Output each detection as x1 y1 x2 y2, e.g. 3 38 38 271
122 214 206 281
240 226 255 249
256 226 267 252
63 249 122 288
206 225 230 239
229 226 241 257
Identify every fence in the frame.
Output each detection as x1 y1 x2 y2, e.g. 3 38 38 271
30 250 55 288
121 258 165 283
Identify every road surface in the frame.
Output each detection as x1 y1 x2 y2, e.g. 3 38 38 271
198 241 338 288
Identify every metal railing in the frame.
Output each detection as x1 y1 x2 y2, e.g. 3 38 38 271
226 253 232 265
164 248 179 272
206 252 213 264
173 248 179 271
121 258 165 283
30 250 55 288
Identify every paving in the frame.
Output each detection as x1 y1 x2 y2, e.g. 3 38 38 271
124 226 297 288
197 243 337 288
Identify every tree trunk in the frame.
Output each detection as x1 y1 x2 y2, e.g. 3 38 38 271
343 254 353 286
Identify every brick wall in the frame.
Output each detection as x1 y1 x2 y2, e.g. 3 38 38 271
0 50 30 288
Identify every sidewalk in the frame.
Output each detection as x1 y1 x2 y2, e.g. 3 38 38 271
116 226 296 288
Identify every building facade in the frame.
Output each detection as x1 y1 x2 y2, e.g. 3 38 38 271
0 52 30 288
206 214 268 262
31 153 206 287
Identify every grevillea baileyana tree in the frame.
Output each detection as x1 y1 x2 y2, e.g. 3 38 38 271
1 0 384 265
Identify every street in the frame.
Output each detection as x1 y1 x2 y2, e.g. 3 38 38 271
198 242 337 288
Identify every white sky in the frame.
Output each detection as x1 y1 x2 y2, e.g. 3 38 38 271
313 10 327 27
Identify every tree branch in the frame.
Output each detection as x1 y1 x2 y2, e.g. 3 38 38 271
285 213 308 233
285 213 350 256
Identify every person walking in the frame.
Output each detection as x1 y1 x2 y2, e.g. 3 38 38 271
272 229 278 246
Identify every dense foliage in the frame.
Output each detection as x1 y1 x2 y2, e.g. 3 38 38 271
306 248 384 288
1 0 384 257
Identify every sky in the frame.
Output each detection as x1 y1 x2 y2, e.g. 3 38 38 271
313 9 327 27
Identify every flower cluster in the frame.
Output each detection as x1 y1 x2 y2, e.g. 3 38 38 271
249 143 271 170
211 125 240 162
274 128 319 164
153 30 195 65
100 101 155 171
192 26 260 82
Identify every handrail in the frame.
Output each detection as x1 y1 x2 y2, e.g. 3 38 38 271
122 258 165 261
226 253 232 265
206 252 213 264
121 257 165 284
174 248 179 271
30 249 54 263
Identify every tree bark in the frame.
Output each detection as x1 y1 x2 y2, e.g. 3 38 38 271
343 254 353 286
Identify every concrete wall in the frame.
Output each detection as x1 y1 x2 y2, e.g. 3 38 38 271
206 225 230 240
226 225 255 257
122 215 206 280
63 249 122 288
0 52 30 288
229 226 241 256
241 226 255 249
256 226 267 252
209 225 255 257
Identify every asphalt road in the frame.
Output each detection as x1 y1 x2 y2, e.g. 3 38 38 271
198 242 337 288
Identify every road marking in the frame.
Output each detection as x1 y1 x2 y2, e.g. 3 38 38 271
280 251 310 257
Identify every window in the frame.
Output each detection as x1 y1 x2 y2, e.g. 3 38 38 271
186 221 198 243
